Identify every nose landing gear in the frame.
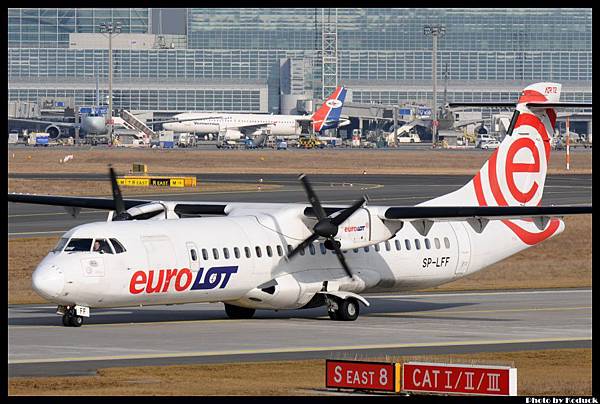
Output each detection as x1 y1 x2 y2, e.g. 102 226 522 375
58 305 86 327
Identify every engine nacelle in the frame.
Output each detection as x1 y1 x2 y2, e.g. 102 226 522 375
222 129 244 140
230 273 323 310
45 125 61 139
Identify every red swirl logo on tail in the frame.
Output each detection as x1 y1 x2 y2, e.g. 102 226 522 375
473 109 560 245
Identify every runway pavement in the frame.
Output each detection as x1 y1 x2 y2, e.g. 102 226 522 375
8 173 592 237
8 288 591 377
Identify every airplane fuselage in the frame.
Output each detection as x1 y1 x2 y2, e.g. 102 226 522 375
34 205 558 311
163 113 307 137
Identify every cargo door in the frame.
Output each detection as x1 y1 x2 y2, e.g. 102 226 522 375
142 235 176 270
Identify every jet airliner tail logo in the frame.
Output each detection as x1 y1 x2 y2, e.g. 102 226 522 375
471 82 563 245
312 86 347 132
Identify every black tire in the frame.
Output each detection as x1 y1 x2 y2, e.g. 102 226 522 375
62 314 71 327
328 309 339 320
224 303 256 319
69 315 83 327
337 299 360 321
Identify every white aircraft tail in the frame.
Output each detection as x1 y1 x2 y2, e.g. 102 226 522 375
424 82 562 208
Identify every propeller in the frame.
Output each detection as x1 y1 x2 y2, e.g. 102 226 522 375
108 165 132 221
286 174 367 278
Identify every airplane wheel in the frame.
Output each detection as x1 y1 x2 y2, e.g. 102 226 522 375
224 303 256 319
337 299 360 321
62 314 71 327
69 315 84 327
328 309 339 320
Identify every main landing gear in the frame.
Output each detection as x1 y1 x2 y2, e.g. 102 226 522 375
327 297 359 321
224 303 256 319
59 306 85 327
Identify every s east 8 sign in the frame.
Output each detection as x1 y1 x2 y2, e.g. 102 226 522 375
402 362 517 396
326 360 400 392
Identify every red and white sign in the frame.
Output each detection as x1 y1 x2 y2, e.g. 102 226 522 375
402 362 517 396
326 360 399 392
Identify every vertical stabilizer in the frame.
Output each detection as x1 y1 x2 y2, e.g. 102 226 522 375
311 86 347 133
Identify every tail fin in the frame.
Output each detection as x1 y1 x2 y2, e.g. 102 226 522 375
312 86 347 133
424 82 561 208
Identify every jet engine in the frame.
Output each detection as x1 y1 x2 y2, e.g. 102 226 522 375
45 125 61 139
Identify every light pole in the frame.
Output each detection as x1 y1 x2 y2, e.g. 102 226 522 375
99 21 122 146
424 25 446 146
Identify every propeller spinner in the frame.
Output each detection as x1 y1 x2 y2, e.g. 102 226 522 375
286 174 367 278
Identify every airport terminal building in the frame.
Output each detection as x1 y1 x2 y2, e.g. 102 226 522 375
8 8 592 125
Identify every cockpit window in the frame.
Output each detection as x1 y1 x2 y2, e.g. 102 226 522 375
52 237 69 253
110 238 126 254
64 238 93 252
93 239 114 254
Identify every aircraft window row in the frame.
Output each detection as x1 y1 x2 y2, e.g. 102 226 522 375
195 237 456 262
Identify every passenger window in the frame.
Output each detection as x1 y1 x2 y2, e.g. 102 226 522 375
266 245 273 257
444 237 451 249
234 247 240 259
287 244 293 254
202 249 209 260
190 249 197 261
309 244 316 255
109 238 126 253
434 238 441 249
244 247 251 258
405 239 411 250
93 239 113 254
353 248 359 253
395 239 401 250
414 239 421 250
212 248 219 260
255 246 262 258
385 241 391 251
276 245 283 257
364 246 370 252
223 248 230 259
425 239 431 249
320 243 326 254
64 238 93 252
374 244 380 252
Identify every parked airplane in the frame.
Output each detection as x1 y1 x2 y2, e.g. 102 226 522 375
8 83 591 327
159 86 350 140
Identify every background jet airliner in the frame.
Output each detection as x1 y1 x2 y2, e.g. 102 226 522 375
8 82 592 327
158 86 350 140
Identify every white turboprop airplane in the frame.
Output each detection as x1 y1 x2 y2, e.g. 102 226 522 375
158 86 350 140
8 82 592 327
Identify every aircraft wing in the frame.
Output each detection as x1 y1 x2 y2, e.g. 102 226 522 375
7 193 228 215
380 205 592 221
8 118 77 127
378 205 592 235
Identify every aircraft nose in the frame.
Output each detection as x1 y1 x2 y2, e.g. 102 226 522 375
32 264 64 300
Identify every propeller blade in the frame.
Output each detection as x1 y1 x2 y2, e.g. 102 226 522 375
299 174 327 220
330 196 367 227
332 241 353 279
108 165 126 215
287 233 319 260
